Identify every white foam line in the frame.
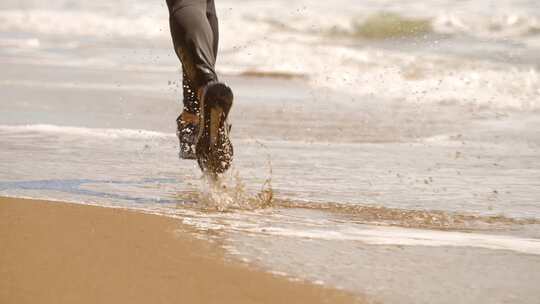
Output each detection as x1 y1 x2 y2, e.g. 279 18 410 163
0 79 163 92
0 124 173 139
247 226 540 255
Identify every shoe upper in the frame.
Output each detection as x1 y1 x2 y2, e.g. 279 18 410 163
176 116 198 160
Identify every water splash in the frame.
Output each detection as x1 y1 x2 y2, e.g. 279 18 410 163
176 140 274 212
196 170 272 212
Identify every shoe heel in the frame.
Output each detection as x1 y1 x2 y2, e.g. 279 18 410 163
204 82 233 117
196 82 235 175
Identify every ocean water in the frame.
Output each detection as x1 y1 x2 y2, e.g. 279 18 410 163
1 0 540 303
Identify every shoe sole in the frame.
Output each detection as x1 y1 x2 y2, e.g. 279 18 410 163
196 82 234 176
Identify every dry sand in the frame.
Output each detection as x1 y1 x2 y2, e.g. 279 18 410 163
0 197 362 304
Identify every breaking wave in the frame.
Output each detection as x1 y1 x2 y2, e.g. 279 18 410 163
326 12 540 40
336 13 433 39
1 4 539 112
0 9 167 40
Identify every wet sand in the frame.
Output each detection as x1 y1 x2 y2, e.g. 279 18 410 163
0 197 361 304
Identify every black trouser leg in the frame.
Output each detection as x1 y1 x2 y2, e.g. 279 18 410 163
206 0 219 57
170 0 219 114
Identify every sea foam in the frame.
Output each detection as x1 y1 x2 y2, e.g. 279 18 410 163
0 124 172 139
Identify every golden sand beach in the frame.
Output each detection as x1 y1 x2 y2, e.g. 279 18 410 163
0 197 362 304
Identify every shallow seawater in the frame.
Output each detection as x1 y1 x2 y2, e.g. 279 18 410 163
1 73 540 303
1 0 540 303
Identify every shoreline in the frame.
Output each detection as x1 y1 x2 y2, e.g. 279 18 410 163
0 197 362 304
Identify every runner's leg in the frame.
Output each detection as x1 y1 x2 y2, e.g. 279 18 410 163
206 0 219 60
169 2 218 98
169 1 218 158
177 0 219 115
